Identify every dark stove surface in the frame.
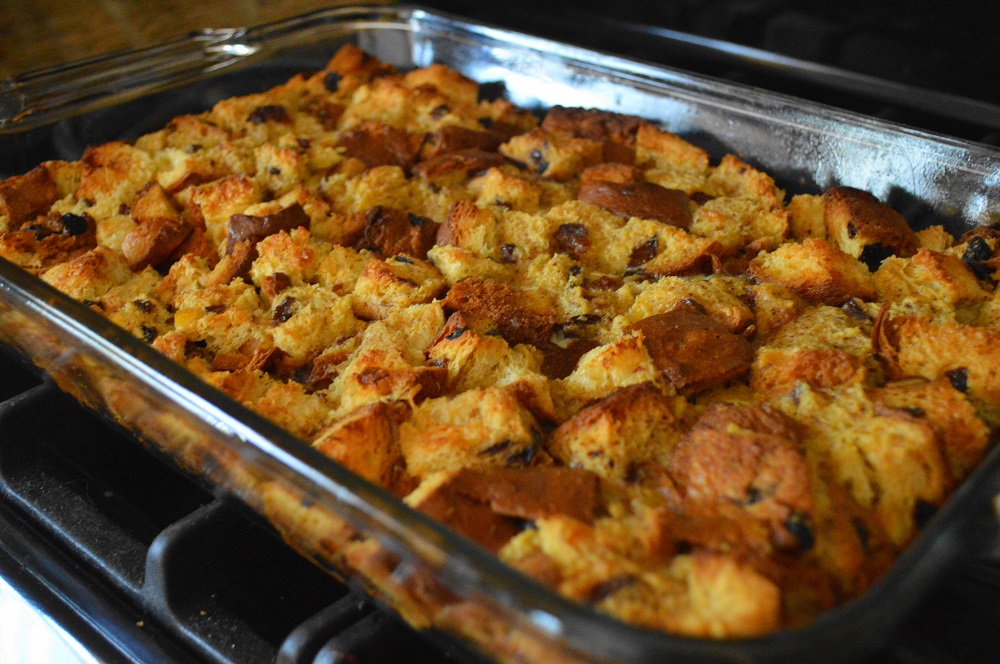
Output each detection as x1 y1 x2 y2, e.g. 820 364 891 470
0 345 470 664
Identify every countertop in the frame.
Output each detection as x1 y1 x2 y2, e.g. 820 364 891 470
0 1 385 78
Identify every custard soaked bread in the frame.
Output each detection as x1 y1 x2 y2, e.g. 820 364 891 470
1 45 996 638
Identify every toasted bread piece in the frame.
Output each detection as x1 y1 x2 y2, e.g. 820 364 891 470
549 382 682 481
823 186 918 260
399 387 542 478
750 238 875 305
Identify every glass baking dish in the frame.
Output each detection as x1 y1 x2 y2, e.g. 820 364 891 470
2 5 1000 662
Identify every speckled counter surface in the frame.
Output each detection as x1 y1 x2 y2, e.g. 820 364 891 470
0 1 387 78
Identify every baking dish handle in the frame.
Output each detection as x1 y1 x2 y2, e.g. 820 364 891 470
0 28 256 134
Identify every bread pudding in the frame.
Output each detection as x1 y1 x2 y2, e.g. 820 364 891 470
1 44 997 638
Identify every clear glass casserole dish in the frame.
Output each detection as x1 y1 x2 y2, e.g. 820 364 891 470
2 5 1000 662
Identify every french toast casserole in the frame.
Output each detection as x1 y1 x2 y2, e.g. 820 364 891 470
1 44 997 639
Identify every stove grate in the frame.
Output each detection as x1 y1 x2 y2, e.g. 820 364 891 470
0 346 472 664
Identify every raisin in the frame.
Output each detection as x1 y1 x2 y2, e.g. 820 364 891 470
623 266 655 281
785 513 815 551
269 272 292 294
273 297 297 324
322 70 342 92
133 299 154 313
569 265 583 277
500 243 518 264
913 500 937 529
628 237 659 267
25 224 51 240
248 104 291 124
204 304 227 314
846 221 857 239
741 486 764 505
555 224 590 258
946 367 969 393
529 148 549 175
392 255 414 264
567 314 603 325
852 518 870 551
431 104 450 120
962 236 994 279
268 167 281 175
507 444 538 467
445 326 467 340
585 275 623 290
140 326 158 343
407 213 426 227
60 213 89 235
478 117 493 129
624 465 641 484
479 440 512 456
842 298 872 321
291 364 314 386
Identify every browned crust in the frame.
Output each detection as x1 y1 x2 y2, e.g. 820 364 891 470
413 149 507 183
668 404 813 551
540 339 601 380
627 309 753 393
312 401 410 491
578 179 693 229
541 106 643 164
336 120 423 171
751 348 864 396
749 238 876 306
420 126 506 159
226 203 311 254
121 216 193 271
356 206 438 259
0 165 58 225
411 466 599 552
579 163 639 185
443 277 556 348
823 186 918 259
434 200 494 250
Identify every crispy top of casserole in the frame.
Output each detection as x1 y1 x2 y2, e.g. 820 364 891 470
2 45 999 638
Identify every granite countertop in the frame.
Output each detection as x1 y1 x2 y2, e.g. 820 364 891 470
0 1 387 78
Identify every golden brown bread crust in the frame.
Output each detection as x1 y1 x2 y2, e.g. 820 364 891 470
0 166 59 226
443 277 556 348
1 45 995 641
577 179 693 229
749 237 876 305
627 308 754 393
823 186 919 260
